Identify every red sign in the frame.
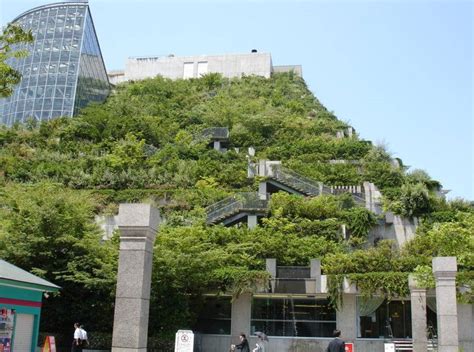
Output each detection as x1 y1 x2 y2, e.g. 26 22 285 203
345 342 354 352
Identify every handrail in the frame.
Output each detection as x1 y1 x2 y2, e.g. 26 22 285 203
270 164 323 196
201 127 230 140
206 192 268 224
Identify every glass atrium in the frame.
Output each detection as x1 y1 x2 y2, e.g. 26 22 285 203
0 1 109 126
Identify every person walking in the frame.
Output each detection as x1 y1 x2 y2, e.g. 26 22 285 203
326 329 345 352
80 325 89 348
253 332 268 352
231 333 250 352
71 323 82 352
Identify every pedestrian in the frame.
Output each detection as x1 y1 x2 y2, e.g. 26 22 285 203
326 329 345 352
231 333 250 352
80 325 89 348
253 331 268 352
71 322 82 352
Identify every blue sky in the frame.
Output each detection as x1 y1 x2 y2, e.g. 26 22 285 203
2 0 472 200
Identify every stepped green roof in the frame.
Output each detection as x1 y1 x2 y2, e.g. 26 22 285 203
0 259 60 291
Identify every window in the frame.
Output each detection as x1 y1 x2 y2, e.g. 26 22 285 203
251 297 336 337
197 61 208 77
358 298 412 339
183 62 194 79
194 296 231 334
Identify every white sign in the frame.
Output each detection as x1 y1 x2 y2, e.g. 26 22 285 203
384 343 395 352
175 330 194 352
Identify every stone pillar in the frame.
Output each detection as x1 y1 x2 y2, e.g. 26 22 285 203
310 259 321 293
409 275 428 352
336 294 357 341
432 257 458 352
230 293 252 339
258 182 267 200
266 259 276 293
457 303 473 352
247 214 257 229
112 204 161 352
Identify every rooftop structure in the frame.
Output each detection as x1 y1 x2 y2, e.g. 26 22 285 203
0 0 110 126
108 51 302 84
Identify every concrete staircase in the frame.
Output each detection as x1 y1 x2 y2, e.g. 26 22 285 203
267 164 328 196
206 192 268 225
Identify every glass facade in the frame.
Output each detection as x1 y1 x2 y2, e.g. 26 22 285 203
358 298 412 339
251 297 336 337
194 296 232 335
0 1 109 126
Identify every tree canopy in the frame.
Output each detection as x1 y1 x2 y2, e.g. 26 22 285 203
0 24 33 97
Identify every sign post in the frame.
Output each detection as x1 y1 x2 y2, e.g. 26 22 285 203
175 330 194 352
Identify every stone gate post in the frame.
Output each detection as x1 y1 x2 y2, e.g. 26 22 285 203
112 204 161 352
432 256 458 352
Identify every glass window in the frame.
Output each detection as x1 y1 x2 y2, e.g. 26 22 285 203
251 297 336 337
358 298 412 339
193 297 231 335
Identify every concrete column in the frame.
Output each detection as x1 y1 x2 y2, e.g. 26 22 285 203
266 259 276 293
112 204 161 352
258 182 267 199
458 303 473 352
230 293 252 339
247 214 257 229
432 257 459 352
310 259 321 293
336 294 357 341
213 141 221 151
409 275 428 352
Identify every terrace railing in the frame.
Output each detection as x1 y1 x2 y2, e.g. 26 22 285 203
206 192 268 224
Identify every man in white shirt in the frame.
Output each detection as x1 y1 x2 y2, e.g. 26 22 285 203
72 323 82 352
80 325 89 348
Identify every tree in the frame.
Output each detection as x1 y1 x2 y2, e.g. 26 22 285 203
0 182 118 333
0 24 33 97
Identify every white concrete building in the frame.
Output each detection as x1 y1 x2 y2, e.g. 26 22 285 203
108 51 302 84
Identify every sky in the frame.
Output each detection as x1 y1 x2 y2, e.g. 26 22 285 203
1 0 473 200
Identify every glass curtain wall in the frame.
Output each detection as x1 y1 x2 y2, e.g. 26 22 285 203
251 297 336 337
358 298 412 339
0 1 109 126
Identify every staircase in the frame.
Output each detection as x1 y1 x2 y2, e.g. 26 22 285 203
268 164 329 196
206 192 268 225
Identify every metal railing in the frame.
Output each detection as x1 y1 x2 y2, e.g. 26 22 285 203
206 192 268 224
201 127 230 140
269 164 323 196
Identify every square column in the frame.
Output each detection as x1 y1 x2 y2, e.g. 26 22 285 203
336 294 357 341
409 275 428 352
230 293 252 339
112 204 161 352
432 257 458 352
247 214 258 229
310 259 321 293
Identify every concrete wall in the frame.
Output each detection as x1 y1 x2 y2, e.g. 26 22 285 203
369 215 418 247
272 65 302 77
123 52 272 81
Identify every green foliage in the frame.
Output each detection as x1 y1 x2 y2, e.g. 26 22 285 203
0 71 469 343
0 182 117 332
384 183 435 217
0 24 34 97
